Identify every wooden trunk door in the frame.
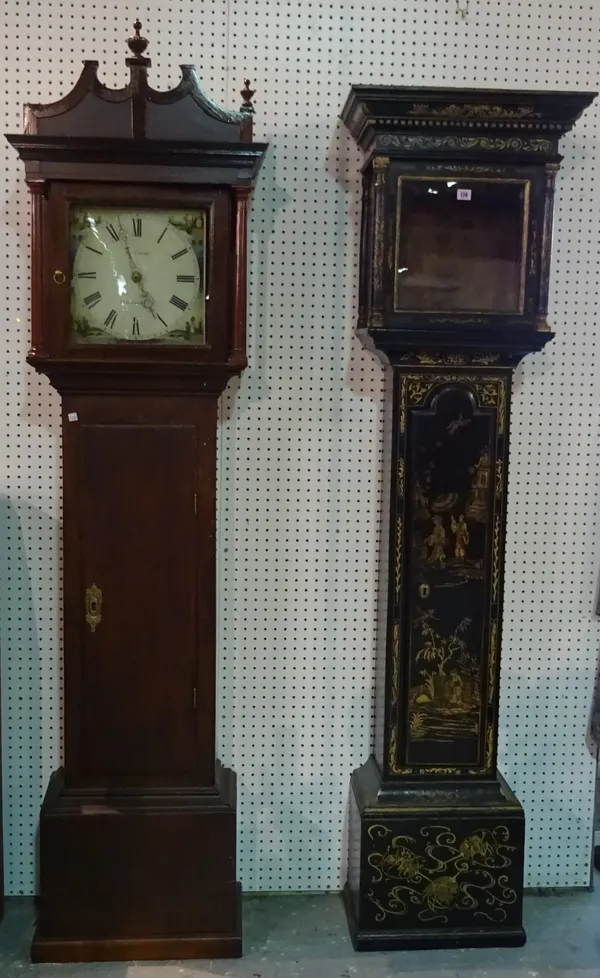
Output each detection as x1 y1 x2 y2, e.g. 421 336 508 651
63 398 216 790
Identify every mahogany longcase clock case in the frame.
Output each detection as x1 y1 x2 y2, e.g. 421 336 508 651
340 85 596 952
7 23 266 963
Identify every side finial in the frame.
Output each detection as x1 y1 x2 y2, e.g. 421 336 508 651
240 79 256 115
127 19 150 60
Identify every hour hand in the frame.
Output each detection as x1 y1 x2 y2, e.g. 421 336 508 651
126 266 156 317
122 293 156 319
141 297 157 318
118 220 143 277
138 287 157 317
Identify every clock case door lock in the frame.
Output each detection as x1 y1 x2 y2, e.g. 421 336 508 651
85 584 102 632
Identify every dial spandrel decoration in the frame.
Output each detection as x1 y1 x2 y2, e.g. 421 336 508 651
70 206 207 345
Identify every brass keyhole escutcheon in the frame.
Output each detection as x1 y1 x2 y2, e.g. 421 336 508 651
53 269 66 285
85 584 103 632
419 582 430 599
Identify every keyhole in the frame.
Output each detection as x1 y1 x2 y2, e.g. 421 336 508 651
419 583 430 599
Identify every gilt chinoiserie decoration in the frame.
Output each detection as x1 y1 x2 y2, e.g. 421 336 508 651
341 85 596 951
7 22 266 964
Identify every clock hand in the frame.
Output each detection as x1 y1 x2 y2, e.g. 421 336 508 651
117 218 139 276
139 290 158 319
116 219 157 318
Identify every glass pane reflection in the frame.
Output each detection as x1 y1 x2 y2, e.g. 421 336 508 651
394 179 528 314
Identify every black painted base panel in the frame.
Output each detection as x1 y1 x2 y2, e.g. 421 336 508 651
345 756 526 952
33 765 242 963
343 883 526 951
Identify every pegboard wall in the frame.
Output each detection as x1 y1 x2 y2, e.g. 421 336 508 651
0 0 598 895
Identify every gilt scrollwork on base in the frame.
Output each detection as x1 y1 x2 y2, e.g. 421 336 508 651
366 823 518 926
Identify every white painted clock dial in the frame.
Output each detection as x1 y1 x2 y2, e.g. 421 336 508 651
70 208 206 342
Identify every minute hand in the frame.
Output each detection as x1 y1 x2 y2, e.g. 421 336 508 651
118 220 157 317
118 220 139 276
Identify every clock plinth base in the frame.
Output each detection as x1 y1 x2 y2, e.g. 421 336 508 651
32 765 242 963
31 921 241 965
345 757 525 952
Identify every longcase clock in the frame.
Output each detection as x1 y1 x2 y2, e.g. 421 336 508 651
7 22 266 963
340 85 596 951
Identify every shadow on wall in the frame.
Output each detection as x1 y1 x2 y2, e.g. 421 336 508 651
218 116 381 896
237 723 330 894
220 144 292 424
325 117 387 407
500 668 597 884
0 495 61 895
236 683 374 895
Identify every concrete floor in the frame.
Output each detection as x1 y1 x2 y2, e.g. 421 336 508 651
0 882 598 978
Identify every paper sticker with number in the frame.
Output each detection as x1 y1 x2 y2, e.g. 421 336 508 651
457 188 472 201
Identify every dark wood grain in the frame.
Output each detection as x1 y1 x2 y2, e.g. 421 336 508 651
29 184 47 357
17 50 254 144
6 135 267 187
6 29 266 962
232 187 250 365
32 931 242 964
32 769 241 962
65 406 210 787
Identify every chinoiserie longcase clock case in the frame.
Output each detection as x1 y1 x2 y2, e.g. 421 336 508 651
340 86 596 952
7 23 266 963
